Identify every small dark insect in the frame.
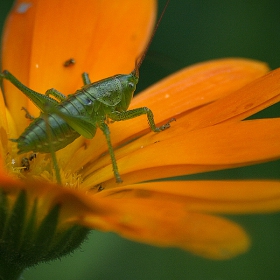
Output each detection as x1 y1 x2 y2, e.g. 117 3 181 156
63 58 76 67
29 153 37 161
21 157 30 171
21 153 37 171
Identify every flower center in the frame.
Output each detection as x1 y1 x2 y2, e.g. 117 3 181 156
6 152 82 188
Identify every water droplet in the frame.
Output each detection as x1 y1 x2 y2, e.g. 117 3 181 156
16 3 32 14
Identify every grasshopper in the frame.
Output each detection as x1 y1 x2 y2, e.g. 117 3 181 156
0 0 172 183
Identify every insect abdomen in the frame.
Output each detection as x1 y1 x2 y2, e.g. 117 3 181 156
12 115 80 154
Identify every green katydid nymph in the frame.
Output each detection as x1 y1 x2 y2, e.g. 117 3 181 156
0 0 173 183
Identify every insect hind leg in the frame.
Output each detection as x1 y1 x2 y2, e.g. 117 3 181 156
0 70 39 97
0 70 59 112
41 112 62 184
99 122 122 183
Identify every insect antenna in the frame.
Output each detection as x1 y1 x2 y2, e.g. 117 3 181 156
132 0 170 78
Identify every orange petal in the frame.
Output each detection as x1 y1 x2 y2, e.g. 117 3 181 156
96 180 280 213
82 118 280 186
2 0 156 130
132 58 269 117
0 89 18 160
1 1 37 129
0 171 249 259
81 197 250 259
186 67 280 131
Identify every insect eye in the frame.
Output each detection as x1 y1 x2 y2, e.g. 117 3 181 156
128 82 135 88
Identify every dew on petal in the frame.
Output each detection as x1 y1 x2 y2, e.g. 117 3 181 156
16 2 32 14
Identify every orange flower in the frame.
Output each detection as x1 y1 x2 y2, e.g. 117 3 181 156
0 2 280 276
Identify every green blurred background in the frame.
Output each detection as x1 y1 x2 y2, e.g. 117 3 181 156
0 0 280 279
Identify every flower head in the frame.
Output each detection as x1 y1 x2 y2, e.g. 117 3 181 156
0 0 280 277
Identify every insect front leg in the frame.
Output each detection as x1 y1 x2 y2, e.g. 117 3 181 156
109 107 175 132
99 122 122 183
82 72 91 85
